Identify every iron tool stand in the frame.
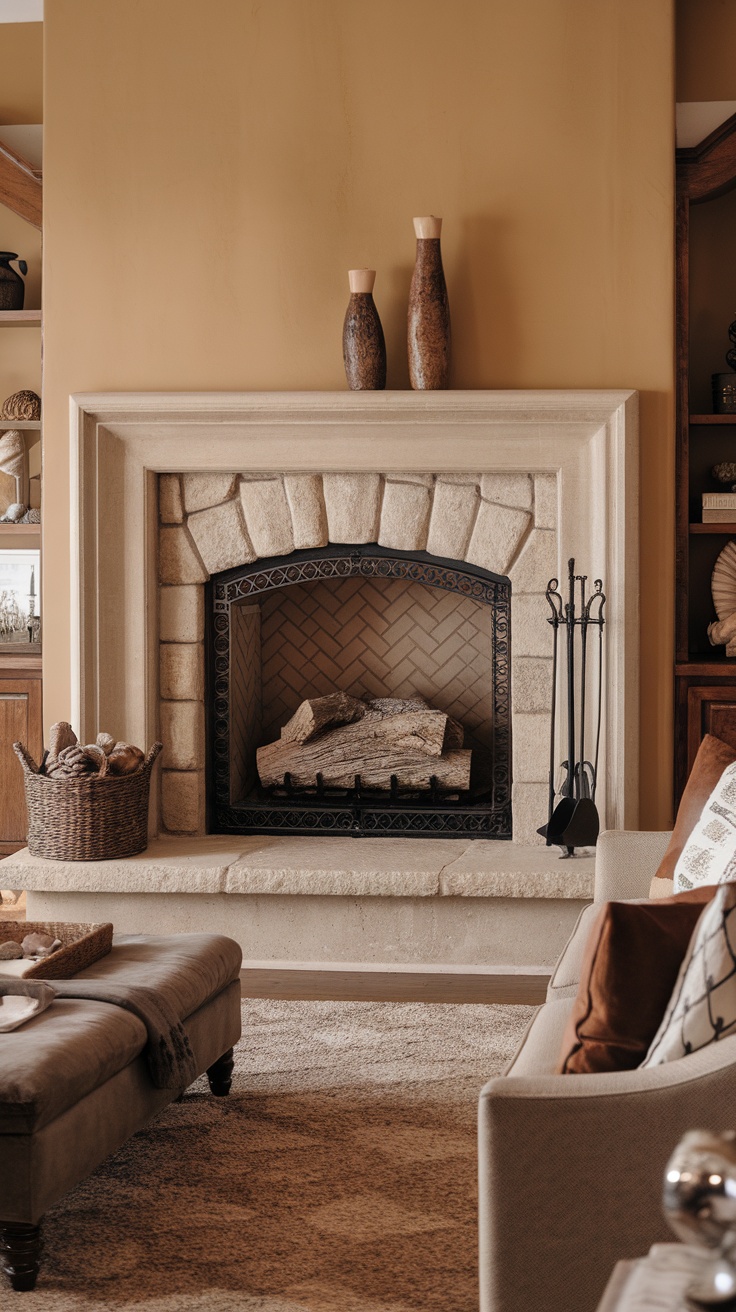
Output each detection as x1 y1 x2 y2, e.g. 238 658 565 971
537 558 605 857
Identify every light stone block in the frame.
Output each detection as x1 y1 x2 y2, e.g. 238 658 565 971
239 476 294 558
512 782 550 845
378 480 431 551
465 501 530 576
160 643 204 701
513 712 552 783
182 473 237 513
161 700 205 770
284 473 328 548
159 526 207 585
480 473 533 510
508 527 557 594
225 837 463 897
323 473 382 543
534 474 558 529
24 888 589 970
161 771 206 834
511 594 551 657
160 585 205 643
512 657 554 713
0 838 243 894
426 479 479 560
439 840 594 899
159 474 183 524
187 500 255 574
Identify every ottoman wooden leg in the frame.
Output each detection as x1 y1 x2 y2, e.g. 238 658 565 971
0 1221 42 1291
207 1046 234 1096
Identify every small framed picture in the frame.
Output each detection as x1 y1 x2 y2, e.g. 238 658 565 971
0 548 40 652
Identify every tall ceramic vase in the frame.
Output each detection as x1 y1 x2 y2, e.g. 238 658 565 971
342 269 387 390
407 216 450 390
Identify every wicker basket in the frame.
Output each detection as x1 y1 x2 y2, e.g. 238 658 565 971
13 741 162 861
0 921 113 979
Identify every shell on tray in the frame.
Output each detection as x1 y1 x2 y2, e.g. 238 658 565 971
21 932 61 959
712 540 736 622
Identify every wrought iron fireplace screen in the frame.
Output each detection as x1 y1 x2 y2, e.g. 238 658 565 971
206 545 511 838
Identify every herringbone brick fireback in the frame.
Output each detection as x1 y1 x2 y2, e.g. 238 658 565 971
256 577 494 753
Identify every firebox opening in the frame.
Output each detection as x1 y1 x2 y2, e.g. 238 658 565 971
207 546 511 838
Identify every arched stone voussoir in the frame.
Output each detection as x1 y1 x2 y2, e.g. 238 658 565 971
239 475 294 558
464 501 531 578
323 472 382 543
187 500 255 575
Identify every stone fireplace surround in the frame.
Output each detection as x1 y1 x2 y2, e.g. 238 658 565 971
7 390 639 972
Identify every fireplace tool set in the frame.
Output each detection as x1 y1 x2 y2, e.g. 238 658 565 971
538 557 606 857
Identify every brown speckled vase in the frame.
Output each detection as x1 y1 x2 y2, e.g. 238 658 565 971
342 269 387 390
407 216 450 390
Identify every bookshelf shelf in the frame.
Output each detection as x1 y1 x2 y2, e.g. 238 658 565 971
690 414 736 424
690 523 736 534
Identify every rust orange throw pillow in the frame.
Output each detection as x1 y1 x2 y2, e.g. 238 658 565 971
558 887 716 1075
650 733 736 896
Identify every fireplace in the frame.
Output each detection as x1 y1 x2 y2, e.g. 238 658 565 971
68 390 640 846
207 545 511 838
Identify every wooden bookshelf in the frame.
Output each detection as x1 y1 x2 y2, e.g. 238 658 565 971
675 113 736 797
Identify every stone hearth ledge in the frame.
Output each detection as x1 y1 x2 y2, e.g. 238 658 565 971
0 837 594 900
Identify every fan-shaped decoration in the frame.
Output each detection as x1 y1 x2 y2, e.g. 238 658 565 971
1 390 40 421
712 540 736 621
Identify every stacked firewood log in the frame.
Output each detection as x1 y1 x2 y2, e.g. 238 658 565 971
256 692 471 791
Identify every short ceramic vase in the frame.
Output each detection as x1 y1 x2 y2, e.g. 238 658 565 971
407 216 450 390
0 253 27 311
342 269 386 390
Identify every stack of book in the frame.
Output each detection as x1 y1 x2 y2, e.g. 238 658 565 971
703 492 736 522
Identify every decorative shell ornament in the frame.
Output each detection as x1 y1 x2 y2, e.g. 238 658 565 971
713 461 736 491
21 932 61 959
712 541 736 622
0 503 25 523
0 941 22 961
0 429 27 501
0 390 40 421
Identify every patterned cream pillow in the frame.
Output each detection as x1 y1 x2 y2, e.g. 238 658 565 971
673 761 736 893
642 881 736 1066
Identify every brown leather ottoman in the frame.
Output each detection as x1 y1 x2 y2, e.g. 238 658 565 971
0 933 242 1291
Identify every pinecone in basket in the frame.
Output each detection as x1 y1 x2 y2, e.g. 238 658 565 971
45 743 109 779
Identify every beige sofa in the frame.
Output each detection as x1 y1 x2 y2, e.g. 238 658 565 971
478 830 736 1312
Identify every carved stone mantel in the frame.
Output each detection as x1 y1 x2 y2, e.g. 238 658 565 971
70 389 639 836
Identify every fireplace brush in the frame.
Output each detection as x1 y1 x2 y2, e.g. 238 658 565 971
537 557 606 857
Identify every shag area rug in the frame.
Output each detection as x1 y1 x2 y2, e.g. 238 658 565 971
14 998 532 1312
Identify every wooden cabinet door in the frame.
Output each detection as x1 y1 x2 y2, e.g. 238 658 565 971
0 678 42 855
687 685 736 774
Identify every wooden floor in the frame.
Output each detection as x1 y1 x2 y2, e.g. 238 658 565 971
241 965 549 1004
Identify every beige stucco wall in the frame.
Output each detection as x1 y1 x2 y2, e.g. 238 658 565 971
0 22 42 125
42 0 675 826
